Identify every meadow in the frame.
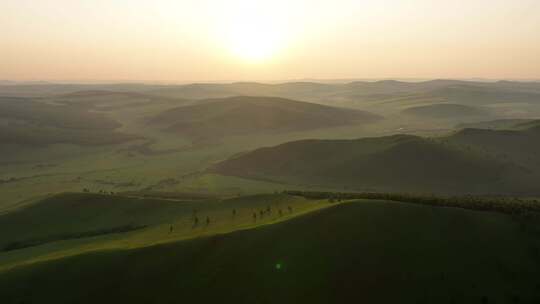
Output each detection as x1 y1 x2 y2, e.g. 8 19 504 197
1 195 539 303
1 81 540 303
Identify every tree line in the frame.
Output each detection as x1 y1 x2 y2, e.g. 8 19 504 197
284 190 540 216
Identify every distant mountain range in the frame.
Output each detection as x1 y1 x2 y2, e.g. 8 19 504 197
3 79 540 118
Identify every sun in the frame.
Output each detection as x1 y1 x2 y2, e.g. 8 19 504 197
228 20 282 62
218 1 289 63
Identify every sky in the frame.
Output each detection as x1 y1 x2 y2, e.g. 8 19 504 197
1 0 539 82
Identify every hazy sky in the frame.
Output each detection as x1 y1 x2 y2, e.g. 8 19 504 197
1 0 539 82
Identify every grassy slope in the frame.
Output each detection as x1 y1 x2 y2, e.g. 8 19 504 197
212 134 511 194
148 96 381 140
447 125 540 174
0 193 328 270
1 200 539 303
0 193 197 250
213 124 540 195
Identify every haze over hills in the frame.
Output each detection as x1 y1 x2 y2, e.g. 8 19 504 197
213 123 540 195
2 80 540 114
1 83 540 304
139 80 540 118
2 80 540 206
147 96 381 141
4 0 540 301
2 80 540 303
402 103 491 120
54 90 188 111
0 96 138 147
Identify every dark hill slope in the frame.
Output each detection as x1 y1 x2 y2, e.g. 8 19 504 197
446 125 540 171
0 193 193 251
1 201 539 303
148 96 381 140
212 135 509 194
213 125 540 195
448 124 540 157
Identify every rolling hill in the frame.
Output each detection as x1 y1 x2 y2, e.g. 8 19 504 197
0 192 327 270
0 193 196 252
446 123 540 169
3 80 540 117
148 96 381 141
212 125 540 195
402 103 489 119
0 97 138 146
1 200 539 303
53 90 189 111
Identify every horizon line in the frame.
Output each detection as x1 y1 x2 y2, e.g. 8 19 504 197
2 77 540 86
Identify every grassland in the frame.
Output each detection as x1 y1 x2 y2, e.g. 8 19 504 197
2 81 540 303
0 192 330 271
1 197 539 303
1 82 539 212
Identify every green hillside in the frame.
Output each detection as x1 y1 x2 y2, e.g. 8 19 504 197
148 96 381 141
0 193 201 252
448 125 540 161
213 125 540 195
212 135 506 194
1 200 539 303
0 192 328 269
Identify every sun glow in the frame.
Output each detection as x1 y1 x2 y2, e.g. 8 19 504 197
216 1 291 63
227 19 283 62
